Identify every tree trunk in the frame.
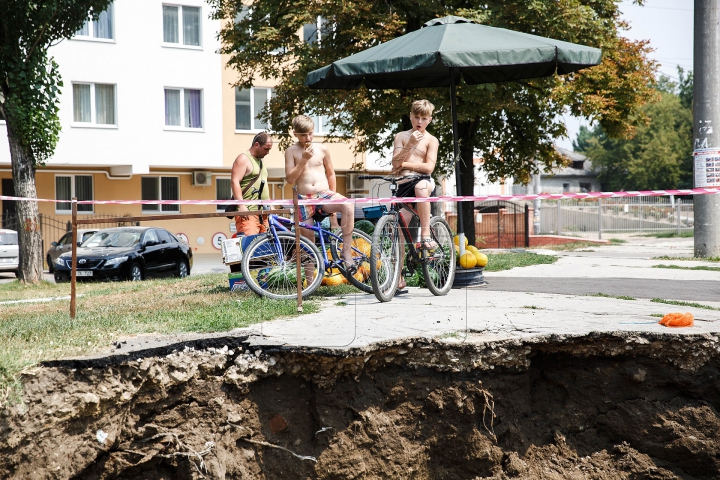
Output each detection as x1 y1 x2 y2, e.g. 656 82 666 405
6 122 43 283
457 120 478 247
458 141 476 246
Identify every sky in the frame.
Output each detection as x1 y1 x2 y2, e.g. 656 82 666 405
557 0 694 150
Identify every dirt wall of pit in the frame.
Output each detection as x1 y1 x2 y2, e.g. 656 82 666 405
2 333 720 479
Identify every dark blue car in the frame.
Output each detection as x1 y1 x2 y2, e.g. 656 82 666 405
53 227 193 282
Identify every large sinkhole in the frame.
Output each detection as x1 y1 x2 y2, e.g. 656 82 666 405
2 332 719 479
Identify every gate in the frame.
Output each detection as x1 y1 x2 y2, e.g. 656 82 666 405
474 200 529 249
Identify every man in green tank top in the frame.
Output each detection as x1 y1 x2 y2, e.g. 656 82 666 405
230 132 272 236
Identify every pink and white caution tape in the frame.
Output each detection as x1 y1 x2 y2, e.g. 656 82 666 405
0 187 718 207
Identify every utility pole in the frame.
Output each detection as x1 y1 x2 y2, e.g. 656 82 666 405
693 0 720 257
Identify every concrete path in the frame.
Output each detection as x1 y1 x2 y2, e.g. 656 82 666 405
102 236 720 355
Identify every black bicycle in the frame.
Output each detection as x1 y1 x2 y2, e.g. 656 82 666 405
359 174 456 302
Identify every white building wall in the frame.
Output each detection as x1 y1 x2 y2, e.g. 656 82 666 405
0 0 222 172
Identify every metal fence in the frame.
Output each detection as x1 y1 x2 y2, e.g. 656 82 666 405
535 196 694 238
0 213 139 264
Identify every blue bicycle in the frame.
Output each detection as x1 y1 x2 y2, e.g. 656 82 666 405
240 213 378 299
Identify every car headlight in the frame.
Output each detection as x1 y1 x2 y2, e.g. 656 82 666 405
54 257 66 266
104 256 128 267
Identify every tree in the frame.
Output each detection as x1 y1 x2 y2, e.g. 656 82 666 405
576 68 693 191
211 0 657 245
0 0 112 283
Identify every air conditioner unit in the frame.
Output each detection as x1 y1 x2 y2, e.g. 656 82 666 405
192 171 212 187
346 173 366 191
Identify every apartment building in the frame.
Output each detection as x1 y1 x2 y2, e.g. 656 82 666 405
0 1 364 256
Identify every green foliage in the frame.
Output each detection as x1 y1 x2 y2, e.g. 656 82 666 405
576 67 693 190
0 0 113 164
210 0 657 184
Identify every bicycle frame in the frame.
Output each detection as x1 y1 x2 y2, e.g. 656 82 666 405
264 214 345 271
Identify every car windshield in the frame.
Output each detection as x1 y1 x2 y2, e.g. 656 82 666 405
82 231 142 248
0 232 18 245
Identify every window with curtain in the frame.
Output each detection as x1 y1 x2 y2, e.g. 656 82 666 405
56 175 94 213
142 177 179 212
235 87 272 131
216 178 231 212
76 3 114 40
163 4 201 47
165 88 202 129
72 83 115 125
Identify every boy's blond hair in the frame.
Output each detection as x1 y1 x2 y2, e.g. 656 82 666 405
410 99 435 117
292 115 315 133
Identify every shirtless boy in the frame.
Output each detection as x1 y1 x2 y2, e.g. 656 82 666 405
285 115 356 271
391 99 439 290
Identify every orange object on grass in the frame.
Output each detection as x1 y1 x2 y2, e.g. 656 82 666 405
659 312 694 327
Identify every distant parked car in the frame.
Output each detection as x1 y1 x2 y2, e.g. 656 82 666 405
46 229 98 273
0 229 19 277
53 227 193 282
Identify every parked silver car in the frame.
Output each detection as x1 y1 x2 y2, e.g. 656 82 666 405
0 229 19 277
46 229 98 273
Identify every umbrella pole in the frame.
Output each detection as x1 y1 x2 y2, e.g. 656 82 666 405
450 71 466 256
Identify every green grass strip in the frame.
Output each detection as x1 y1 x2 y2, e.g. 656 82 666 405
652 264 720 272
588 293 636 300
483 252 557 272
651 298 720 311
653 255 720 262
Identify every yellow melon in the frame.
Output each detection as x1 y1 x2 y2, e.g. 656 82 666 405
458 252 477 269
453 235 468 247
473 251 488 267
324 275 344 286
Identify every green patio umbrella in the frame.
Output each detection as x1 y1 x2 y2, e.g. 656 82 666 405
305 15 602 239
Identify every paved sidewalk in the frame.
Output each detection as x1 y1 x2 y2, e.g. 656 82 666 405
104 236 720 355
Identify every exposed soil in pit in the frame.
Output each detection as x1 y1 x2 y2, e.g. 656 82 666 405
2 333 720 479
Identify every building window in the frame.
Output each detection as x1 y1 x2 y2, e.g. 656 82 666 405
313 115 334 134
164 88 203 129
142 177 179 212
163 5 201 47
579 182 592 193
72 83 116 126
216 178 231 212
572 160 585 170
235 87 272 131
303 17 325 45
56 175 94 213
76 3 115 40
562 183 571 193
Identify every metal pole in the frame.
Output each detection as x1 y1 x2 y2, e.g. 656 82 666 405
598 198 602 240
450 68 466 256
557 201 561 235
533 167 541 235
70 197 77 319
292 186 303 312
677 200 682 236
694 0 720 256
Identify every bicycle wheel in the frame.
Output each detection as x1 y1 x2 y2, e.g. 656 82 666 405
370 214 401 302
330 229 374 294
422 216 456 296
241 232 323 300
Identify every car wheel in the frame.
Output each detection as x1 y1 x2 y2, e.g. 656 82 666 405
177 260 189 278
54 274 67 283
13 270 19 278
128 263 143 281
47 256 54 273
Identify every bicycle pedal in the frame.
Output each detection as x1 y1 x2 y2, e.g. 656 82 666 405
402 269 413 278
